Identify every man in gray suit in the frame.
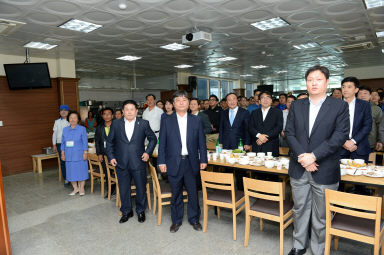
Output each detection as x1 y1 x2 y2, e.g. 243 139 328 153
285 65 349 255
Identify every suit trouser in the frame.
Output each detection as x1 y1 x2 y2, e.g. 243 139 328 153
291 171 338 255
56 143 66 181
168 158 200 225
116 166 147 215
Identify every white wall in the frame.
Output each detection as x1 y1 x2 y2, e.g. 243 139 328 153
344 65 384 79
0 53 76 78
79 89 160 104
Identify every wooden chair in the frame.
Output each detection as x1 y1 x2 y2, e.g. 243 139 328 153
88 153 105 197
279 147 289 156
369 152 377 165
148 162 187 225
325 189 384 255
243 177 293 255
201 170 245 240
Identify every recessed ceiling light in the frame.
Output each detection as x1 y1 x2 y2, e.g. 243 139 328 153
59 19 102 33
212 70 227 74
363 0 384 9
251 65 268 69
293 43 319 50
217 56 237 61
23 41 57 50
382 49 384 54
116 55 142 61
376 31 384 38
240 74 252 77
317 56 336 60
276 70 287 74
251 17 290 31
160 43 189 51
174 64 193 68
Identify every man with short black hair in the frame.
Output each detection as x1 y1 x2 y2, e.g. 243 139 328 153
247 89 262 114
204 94 222 133
189 98 212 134
142 94 163 138
238 96 248 109
277 93 287 110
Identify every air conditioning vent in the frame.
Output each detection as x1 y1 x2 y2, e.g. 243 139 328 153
334 42 375 53
0 19 25 36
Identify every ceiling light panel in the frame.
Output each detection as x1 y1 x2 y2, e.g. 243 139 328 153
59 19 102 33
212 70 227 74
174 64 193 68
24 41 57 50
217 56 237 61
160 43 189 51
276 70 287 74
376 31 384 38
293 43 319 50
240 74 252 77
317 56 336 60
364 0 384 9
116 55 142 61
251 17 290 31
251 65 268 69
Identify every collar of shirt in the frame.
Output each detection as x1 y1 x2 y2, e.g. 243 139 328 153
308 95 327 107
124 117 136 124
192 111 199 116
261 106 271 113
229 106 238 114
176 112 188 120
344 97 356 105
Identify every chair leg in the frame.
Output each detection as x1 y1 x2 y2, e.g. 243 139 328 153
232 209 237 240
100 177 105 198
217 207 221 220
334 236 339 250
203 204 209 233
153 193 157 214
259 218 263 231
157 202 162 226
146 183 151 211
279 223 284 255
244 214 251 247
374 242 380 255
91 175 94 194
108 181 111 200
324 234 332 255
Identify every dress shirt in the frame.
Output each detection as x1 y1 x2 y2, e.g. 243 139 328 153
247 103 261 114
142 106 163 134
177 113 188 155
345 97 356 140
282 109 289 130
309 96 327 136
124 117 136 141
228 106 238 123
52 118 70 144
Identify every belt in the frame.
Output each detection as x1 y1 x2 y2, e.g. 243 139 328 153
154 130 160 133
180 155 189 159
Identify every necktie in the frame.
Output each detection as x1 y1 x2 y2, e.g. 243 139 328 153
230 109 234 126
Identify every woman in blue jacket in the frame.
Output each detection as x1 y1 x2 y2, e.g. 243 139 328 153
61 111 89 196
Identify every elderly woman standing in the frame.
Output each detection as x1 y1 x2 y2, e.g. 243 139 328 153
61 111 89 196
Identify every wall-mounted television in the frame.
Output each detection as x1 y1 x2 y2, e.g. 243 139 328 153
4 63 52 90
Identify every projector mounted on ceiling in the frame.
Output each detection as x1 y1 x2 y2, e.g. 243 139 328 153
182 31 212 45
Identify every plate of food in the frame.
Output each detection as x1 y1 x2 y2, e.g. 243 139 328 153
363 171 384 178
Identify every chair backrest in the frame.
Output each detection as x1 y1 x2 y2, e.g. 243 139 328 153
148 161 160 195
369 152 376 165
88 153 103 175
279 147 289 156
243 177 284 215
103 155 116 180
200 171 236 203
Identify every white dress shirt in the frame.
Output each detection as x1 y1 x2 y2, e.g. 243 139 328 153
228 106 239 121
124 117 136 141
282 109 289 130
177 113 188 155
345 97 356 140
52 118 70 144
142 106 163 135
261 107 271 121
309 96 327 136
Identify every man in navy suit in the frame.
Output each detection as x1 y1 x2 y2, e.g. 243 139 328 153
285 65 349 255
340 76 372 162
158 90 208 233
219 93 251 150
106 100 156 224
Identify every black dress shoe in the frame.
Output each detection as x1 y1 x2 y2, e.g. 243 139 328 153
119 211 133 223
138 212 145 223
288 248 306 255
170 223 182 233
190 222 202 231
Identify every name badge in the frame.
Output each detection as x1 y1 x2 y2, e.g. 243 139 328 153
66 141 74 147
104 141 106 149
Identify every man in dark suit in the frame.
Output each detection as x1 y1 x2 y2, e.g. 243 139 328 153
95 107 115 198
189 98 212 134
219 93 251 150
158 90 208 233
106 100 156 224
249 91 283 157
340 76 372 162
285 65 349 255
204 94 222 133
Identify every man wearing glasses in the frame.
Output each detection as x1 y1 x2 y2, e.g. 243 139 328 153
204 94 222 133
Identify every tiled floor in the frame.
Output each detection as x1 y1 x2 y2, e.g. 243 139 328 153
4 168 371 255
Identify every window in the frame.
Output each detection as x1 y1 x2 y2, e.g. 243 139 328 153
229 81 234 93
221 80 229 98
246 83 254 98
197 78 208 100
209 79 219 98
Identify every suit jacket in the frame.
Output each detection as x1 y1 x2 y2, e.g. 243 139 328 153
204 106 222 133
196 111 212 134
219 107 251 149
285 96 349 185
249 107 283 157
106 118 156 171
341 98 372 156
95 123 110 156
158 112 208 177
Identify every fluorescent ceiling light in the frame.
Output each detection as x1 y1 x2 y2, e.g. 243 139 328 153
160 43 189 51
251 65 268 69
59 19 102 33
23 41 57 50
276 70 287 74
217 56 237 61
382 49 384 54
293 43 319 49
364 0 384 9
116 55 142 61
317 56 336 60
174 64 193 68
251 17 290 31
212 70 227 74
240 74 252 77
376 31 384 38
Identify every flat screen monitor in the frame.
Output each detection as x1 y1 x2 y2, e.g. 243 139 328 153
4 63 52 90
